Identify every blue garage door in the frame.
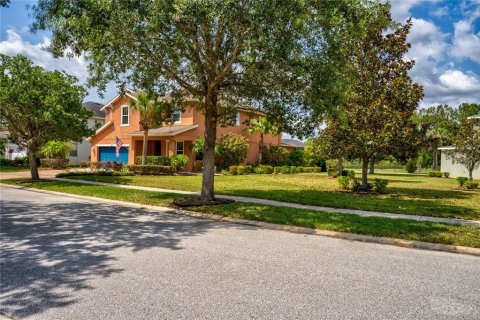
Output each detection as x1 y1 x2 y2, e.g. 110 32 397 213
99 146 129 163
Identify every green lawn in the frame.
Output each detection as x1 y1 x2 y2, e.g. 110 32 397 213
2 179 480 248
63 171 480 220
0 165 30 172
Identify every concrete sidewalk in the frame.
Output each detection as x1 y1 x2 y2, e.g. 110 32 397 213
54 177 480 227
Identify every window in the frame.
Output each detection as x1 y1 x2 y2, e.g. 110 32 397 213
69 143 78 157
236 112 241 126
121 106 129 126
176 141 184 154
173 111 182 124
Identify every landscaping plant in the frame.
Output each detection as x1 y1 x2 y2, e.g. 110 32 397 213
170 154 190 172
456 177 468 188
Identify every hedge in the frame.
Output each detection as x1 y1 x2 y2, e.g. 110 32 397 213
134 156 171 166
226 165 321 175
127 165 173 175
40 158 69 169
57 171 134 178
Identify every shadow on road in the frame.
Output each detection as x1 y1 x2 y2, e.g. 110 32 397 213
0 198 228 318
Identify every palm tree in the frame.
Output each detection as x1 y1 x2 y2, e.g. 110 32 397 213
130 93 162 165
245 118 279 164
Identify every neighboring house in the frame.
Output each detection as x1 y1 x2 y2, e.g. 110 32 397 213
438 113 480 179
1 130 27 160
69 102 105 164
89 89 281 171
280 138 305 152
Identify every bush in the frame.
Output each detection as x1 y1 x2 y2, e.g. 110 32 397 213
127 165 173 175
346 170 355 179
429 170 442 177
12 156 29 165
373 179 389 193
170 154 189 172
287 150 305 166
442 172 450 178
135 156 170 166
296 166 304 173
337 176 350 189
0 157 13 166
262 145 289 166
79 160 90 168
112 161 123 171
56 171 134 178
229 165 238 175
405 159 417 173
351 179 362 192
236 165 253 175
221 169 229 175
327 167 338 178
303 166 321 173
456 177 469 187
217 133 249 168
273 166 281 174
465 181 479 189
290 166 297 174
279 166 290 174
325 159 338 171
40 158 69 169
254 165 273 174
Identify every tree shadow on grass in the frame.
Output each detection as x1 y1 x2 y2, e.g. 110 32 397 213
0 196 229 318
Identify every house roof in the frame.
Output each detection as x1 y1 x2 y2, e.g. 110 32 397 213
280 138 305 148
83 101 105 118
438 146 456 151
468 114 480 119
0 130 9 139
127 124 199 137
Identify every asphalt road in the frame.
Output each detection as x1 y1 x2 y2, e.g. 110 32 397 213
1 186 479 320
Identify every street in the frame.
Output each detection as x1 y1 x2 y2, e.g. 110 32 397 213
1 186 479 319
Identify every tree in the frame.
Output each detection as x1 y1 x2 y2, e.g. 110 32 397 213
217 133 249 168
40 140 70 159
453 118 480 180
0 54 93 180
32 0 363 201
318 10 424 189
129 93 174 165
245 118 279 164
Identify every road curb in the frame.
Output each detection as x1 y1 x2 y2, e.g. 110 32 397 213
2 183 480 257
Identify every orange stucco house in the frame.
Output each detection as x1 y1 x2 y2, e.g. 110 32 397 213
89 89 282 171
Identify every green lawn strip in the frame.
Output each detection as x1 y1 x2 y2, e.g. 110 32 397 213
64 174 480 220
3 179 480 248
0 165 30 172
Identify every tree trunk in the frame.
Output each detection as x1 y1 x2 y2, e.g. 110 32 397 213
201 97 217 201
142 128 148 165
432 149 438 170
369 158 375 174
362 156 369 189
337 158 343 176
258 133 264 165
28 149 40 181
469 167 473 180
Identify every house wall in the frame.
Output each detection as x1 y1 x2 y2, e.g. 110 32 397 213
440 151 480 179
70 117 105 164
90 95 282 169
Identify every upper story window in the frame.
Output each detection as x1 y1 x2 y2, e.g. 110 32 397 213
236 112 241 126
173 111 182 124
176 141 184 154
121 106 129 126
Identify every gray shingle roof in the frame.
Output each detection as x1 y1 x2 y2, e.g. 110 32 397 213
82 102 105 118
280 138 306 148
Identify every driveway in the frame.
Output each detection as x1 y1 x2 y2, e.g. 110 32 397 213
1 186 479 319
0 169 66 180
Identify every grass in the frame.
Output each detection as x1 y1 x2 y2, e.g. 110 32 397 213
61 170 480 220
2 179 480 248
0 165 30 172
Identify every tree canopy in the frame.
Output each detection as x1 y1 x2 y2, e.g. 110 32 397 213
0 54 93 180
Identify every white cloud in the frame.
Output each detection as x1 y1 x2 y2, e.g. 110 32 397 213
450 15 480 63
0 28 115 103
389 0 439 22
407 18 449 61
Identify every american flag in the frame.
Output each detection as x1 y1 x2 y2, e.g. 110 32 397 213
115 136 124 157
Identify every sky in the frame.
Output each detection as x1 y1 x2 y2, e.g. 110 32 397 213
1 0 479 109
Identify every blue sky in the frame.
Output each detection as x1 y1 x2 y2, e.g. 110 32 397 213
1 0 479 108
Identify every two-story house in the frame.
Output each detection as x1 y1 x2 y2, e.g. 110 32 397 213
89 89 282 171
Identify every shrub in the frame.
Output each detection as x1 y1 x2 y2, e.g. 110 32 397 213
296 166 304 173
135 156 170 166
237 166 247 175
347 170 355 179
255 165 273 174
229 166 238 175
0 157 13 166
456 177 468 187
373 179 389 193
56 171 133 178
170 154 189 172
327 167 338 178
325 159 338 171
290 166 297 173
351 179 362 192
79 160 90 168
429 170 442 177
405 159 417 173
465 181 479 190
112 161 123 171
221 169 229 175
127 165 173 175
12 156 29 165
40 158 69 169
442 172 450 178
217 133 249 168
287 150 305 166
273 166 281 174
262 145 289 166
279 166 290 174
337 176 350 189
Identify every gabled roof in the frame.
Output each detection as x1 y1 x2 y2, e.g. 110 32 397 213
127 124 199 137
280 138 305 148
82 101 105 118
467 114 480 119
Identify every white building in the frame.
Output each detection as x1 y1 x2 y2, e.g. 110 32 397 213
69 102 105 164
1 131 28 160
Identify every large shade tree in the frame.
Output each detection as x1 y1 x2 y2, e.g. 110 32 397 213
318 8 424 189
32 0 367 201
0 54 93 180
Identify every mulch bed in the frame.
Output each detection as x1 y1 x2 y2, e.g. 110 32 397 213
173 197 235 207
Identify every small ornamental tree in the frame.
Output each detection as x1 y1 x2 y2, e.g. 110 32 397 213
0 54 93 180
217 133 249 168
453 118 480 180
245 118 279 164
